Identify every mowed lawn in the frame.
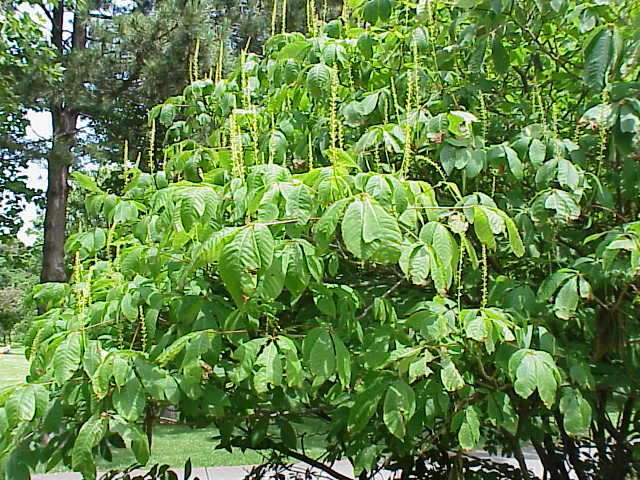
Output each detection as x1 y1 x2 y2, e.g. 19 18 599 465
95 425 267 472
0 345 29 388
0 346 321 471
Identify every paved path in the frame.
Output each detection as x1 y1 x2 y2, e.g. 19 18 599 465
33 452 545 480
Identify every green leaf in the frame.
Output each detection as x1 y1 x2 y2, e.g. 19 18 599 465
348 379 388 434
120 292 138 321
357 32 375 58
342 198 366 258
156 332 200 367
92 356 114 400
504 217 525 257
512 352 537 400
428 246 449 293
72 414 107 478
309 330 336 381
473 207 496 249
53 331 82 385
219 225 274 304
362 196 402 244
362 0 392 23
257 253 287 300
0 407 8 433
538 270 575 302
6 448 30 480
399 244 430 285
458 407 480 450
431 223 455 269
284 242 311 298
113 377 146 422
441 359 465 392
545 190 581 220
267 130 288 163
281 182 313 224
529 138 546 166
306 64 331 98
557 159 579 190
342 196 401 261
285 350 304 388
560 389 592 436
232 338 267 383
6 386 36 425
257 341 282 389
536 359 558 407
279 420 297 450
508 349 558 407
464 310 487 342
112 357 131 388
75 415 107 449
408 355 433 384
583 27 613 91
554 277 579 319
383 380 416 440
620 105 640 133
159 104 176 126
487 392 518 435
111 419 150 465
333 333 351 387
72 172 102 193
276 40 311 60
491 33 509 74
313 198 349 248
112 200 139 223
504 145 523 179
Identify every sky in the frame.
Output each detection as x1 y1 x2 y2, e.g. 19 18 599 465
17 112 50 246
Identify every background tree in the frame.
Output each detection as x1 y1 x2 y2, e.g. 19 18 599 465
34 0 222 282
0 5 57 239
14 0 342 283
0 239 40 344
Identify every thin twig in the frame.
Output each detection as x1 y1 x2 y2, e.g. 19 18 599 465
356 278 405 321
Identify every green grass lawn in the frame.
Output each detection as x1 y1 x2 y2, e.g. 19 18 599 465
0 345 29 389
1 346 324 472
95 425 268 472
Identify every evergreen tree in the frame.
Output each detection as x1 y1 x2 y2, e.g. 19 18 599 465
19 0 343 283
0 5 57 239
30 0 225 282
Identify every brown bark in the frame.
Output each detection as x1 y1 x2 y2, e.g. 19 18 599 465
40 2 86 283
41 109 75 283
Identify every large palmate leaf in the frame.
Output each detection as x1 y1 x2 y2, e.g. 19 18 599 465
508 349 560 407
219 225 274 304
53 332 83 385
341 195 402 262
583 27 613 91
383 380 416 439
281 182 314 224
306 64 331 98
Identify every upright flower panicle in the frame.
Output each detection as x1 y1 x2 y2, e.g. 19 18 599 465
148 119 156 173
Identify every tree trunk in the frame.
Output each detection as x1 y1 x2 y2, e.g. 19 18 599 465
40 2 86 283
41 110 75 283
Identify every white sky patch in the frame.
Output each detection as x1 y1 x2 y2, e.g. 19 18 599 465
17 111 50 246
25 111 52 142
